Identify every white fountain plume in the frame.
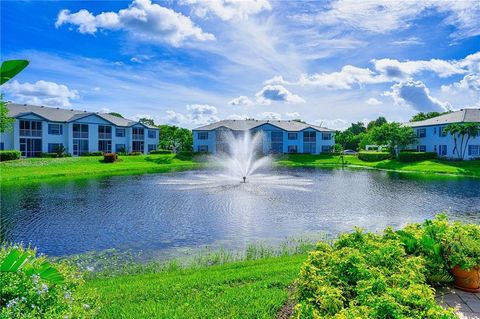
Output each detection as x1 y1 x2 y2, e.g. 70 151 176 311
215 130 271 182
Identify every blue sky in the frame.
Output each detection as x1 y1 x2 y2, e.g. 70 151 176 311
2 0 479 129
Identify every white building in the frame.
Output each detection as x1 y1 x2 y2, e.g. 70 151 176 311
405 108 480 160
0 103 160 157
193 119 335 154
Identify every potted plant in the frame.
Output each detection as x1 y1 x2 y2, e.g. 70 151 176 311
442 222 480 292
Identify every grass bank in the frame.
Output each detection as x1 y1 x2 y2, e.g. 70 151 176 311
84 254 306 319
0 153 202 184
277 154 480 177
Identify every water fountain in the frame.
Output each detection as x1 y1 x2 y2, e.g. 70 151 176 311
158 129 312 192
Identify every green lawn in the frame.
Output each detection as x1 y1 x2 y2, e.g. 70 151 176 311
0 154 201 183
277 154 480 177
84 254 306 319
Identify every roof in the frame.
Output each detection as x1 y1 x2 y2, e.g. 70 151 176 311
193 119 335 132
405 108 480 127
5 103 158 129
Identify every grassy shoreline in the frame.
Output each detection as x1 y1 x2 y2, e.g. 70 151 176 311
83 254 306 319
1 153 479 184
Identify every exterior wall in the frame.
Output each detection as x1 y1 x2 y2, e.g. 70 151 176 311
411 125 480 160
4 113 159 156
193 125 336 155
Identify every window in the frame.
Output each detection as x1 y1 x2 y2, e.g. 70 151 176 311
198 145 208 152
322 133 331 140
73 139 88 156
468 145 480 157
321 145 332 153
303 131 316 154
434 127 437 134
132 128 144 140
116 144 126 153
198 132 209 140
439 127 447 137
439 145 447 156
270 131 283 153
288 145 297 153
148 130 156 139
98 140 112 153
19 120 42 137
48 124 63 135
417 145 426 152
20 138 42 157
417 128 426 138
48 143 63 153
116 128 125 137
0 142 3 150
98 125 112 139
73 124 88 139
148 144 157 152
132 141 144 152
288 132 298 140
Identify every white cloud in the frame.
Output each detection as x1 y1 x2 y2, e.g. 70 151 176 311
285 112 300 118
365 98 382 105
391 37 424 46
384 80 451 112
55 0 215 46
258 111 281 120
263 75 291 85
255 85 305 104
307 0 480 39
165 104 220 126
314 119 349 130
99 107 111 113
228 95 253 106
92 87 101 91
3 80 79 107
131 113 154 121
182 0 271 21
297 65 380 89
372 58 465 79
227 113 249 120
441 74 480 93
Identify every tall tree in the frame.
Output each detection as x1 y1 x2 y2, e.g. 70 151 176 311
369 122 417 156
367 116 387 130
139 118 155 126
410 111 450 122
108 112 124 118
0 95 15 133
445 123 480 160
159 125 193 152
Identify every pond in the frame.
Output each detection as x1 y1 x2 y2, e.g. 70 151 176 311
1 168 479 258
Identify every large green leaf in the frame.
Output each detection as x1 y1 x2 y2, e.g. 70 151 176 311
0 248 32 272
0 60 29 85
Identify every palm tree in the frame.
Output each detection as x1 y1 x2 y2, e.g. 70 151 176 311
445 123 480 160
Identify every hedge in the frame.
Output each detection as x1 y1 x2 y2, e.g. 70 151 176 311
294 225 457 318
80 151 103 156
149 150 172 154
358 151 391 162
0 150 21 161
398 152 437 162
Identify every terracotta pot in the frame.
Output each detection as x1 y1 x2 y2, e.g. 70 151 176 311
451 265 480 293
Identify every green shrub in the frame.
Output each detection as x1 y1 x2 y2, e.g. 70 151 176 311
80 151 103 157
358 151 390 162
0 150 21 161
398 152 437 162
39 153 58 158
294 229 457 318
103 153 118 163
0 245 98 319
149 150 172 154
176 151 195 160
127 152 142 156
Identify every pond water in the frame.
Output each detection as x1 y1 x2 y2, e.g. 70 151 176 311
1 168 479 258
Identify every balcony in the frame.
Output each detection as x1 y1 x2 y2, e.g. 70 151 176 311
19 129 42 137
73 132 89 139
98 133 112 139
132 134 144 141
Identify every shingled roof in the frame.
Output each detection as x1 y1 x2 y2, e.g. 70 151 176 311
193 119 335 132
5 103 158 129
405 108 480 127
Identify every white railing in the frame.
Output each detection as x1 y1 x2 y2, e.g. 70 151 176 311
73 132 89 139
132 134 144 140
19 129 42 137
98 133 112 139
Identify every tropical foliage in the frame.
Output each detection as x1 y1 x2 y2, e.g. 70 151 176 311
368 122 417 157
444 123 480 160
0 95 15 133
0 245 98 319
158 124 193 152
410 111 451 122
